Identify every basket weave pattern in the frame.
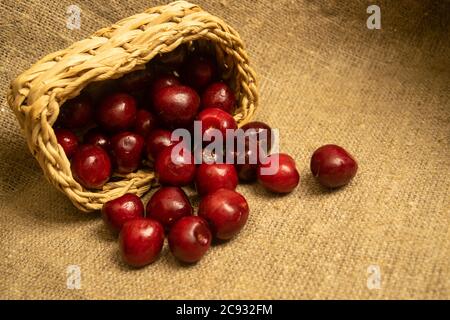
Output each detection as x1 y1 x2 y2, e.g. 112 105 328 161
7 1 258 212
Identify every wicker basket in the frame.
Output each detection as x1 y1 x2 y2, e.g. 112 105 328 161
7 1 258 212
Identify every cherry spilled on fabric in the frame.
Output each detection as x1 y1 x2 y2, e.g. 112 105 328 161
146 187 193 230
55 128 79 159
119 218 165 267
83 128 111 152
201 82 235 113
146 129 176 161
197 107 237 143
310 144 358 188
257 153 299 193
195 163 238 196
59 96 93 129
168 216 212 263
102 193 144 233
198 188 249 240
133 109 157 138
97 93 137 132
71 144 111 189
110 132 145 174
155 145 196 186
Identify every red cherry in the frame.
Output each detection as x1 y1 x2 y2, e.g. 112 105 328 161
182 55 217 90
101 193 144 233
97 93 137 132
59 96 93 129
241 121 273 154
155 145 196 186
55 128 79 159
235 148 260 183
71 145 111 189
83 128 110 152
145 129 176 161
110 132 145 174
120 69 152 92
310 144 358 188
198 189 249 240
146 187 193 230
168 216 211 263
201 82 235 113
195 164 238 196
149 74 180 100
257 153 299 193
197 108 237 143
133 109 157 138
119 218 164 267
153 85 200 129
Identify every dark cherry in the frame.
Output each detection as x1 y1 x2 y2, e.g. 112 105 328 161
71 145 111 189
97 93 137 132
198 189 249 240
120 69 152 92
83 128 110 152
310 144 358 188
110 132 145 174
133 109 157 138
152 85 200 129
155 145 196 186
257 153 299 193
201 82 235 113
101 193 144 233
55 128 79 159
146 129 176 161
168 216 212 263
241 121 273 154
235 148 259 183
149 74 180 101
182 55 217 90
146 187 193 230
195 164 238 196
59 96 93 129
119 218 165 267
197 108 237 143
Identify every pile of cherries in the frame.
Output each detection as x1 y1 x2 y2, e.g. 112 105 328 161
54 46 358 267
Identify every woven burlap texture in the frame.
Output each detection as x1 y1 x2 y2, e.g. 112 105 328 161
0 0 449 299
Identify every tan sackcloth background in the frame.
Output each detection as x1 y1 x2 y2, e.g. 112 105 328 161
0 0 449 299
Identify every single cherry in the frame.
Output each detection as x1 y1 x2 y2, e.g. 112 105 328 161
235 148 260 183
310 144 358 188
152 85 200 129
201 82 235 113
146 129 176 161
155 145 196 186
149 74 181 101
182 55 217 90
83 128 110 152
119 218 165 267
146 187 193 230
59 96 93 129
71 144 111 189
257 153 299 193
241 121 273 154
133 109 157 138
197 108 237 143
102 193 144 233
97 93 137 132
198 189 249 240
110 132 145 174
195 164 238 196
168 216 212 263
55 128 79 159
120 69 152 92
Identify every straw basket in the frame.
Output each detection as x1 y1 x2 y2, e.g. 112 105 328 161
7 1 258 212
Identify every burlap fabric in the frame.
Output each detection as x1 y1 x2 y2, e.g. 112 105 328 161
0 0 449 300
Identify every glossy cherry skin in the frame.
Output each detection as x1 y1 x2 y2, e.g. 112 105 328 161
146 187 193 230
182 55 217 90
120 69 152 92
257 153 299 193
153 85 200 129
241 121 273 154
59 96 93 129
195 164 238 196
110 132 145 174
119 218 165 267
97 93 137 132
310 144 358 188
101 193 144 233
133 109 157 138
83 128 111 152
198 189 249 240
197 108 237 143
146 129 176 161
55 128 79 159
235 148 260 183
201 82 235 113
71 145 112 189
149 74 180 100
155 145 196 186
168 216 212 263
